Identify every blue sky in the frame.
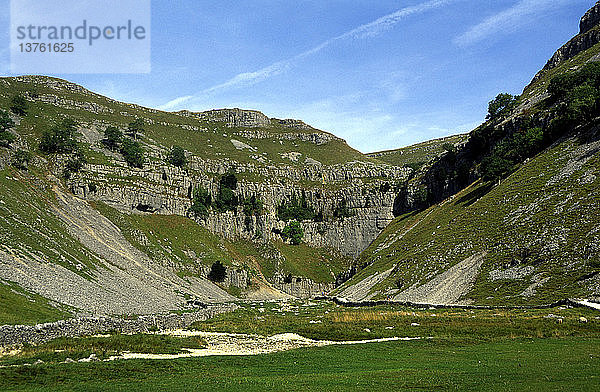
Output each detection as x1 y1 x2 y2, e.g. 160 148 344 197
0 0 595 152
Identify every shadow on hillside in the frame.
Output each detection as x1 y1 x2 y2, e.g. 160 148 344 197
455 183 494 207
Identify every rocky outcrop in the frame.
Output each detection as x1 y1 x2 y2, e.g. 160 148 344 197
531 2 600 84
69 148 408 258
580 1 600 34
188 108 271 128
270 273 334 298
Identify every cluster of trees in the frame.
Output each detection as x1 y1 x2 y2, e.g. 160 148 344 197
102 119 146 168
548 62 600 131
39 118 87 178
189 173 264 223
277 193 315 222
480 63 600 182
480 126 544 182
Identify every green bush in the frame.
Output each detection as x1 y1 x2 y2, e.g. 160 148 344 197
219 172 237 190
0 109 15 147
333 199 354 220
39 119 78 154
10 95 28 116
243 195 263 217
207 261 226 283
63 149 87 179
215 173 239 212
120 138 145 168
190 186 211 218
0 130 15 148
127 118 145 140
167 145 187 167
215 187 238 212
564 84 599 122
282 221 303 245
549 62 600 100
102 126 123 151
12 150 31 170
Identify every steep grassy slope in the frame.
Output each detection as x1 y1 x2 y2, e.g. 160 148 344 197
339 5 600 304
337 132 600 304
367 133 468 169
0 281 70 325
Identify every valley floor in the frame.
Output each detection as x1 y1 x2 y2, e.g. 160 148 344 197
0 300 599 391
1 338 598 391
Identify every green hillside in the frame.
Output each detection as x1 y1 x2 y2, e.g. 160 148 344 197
338 133 600 304
337 13 600 304
367 133 468 169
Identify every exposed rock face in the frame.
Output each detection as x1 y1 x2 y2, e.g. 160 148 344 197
580 1 600 34
70 148 408 258
190 108 271 128
277 118 314 130
531 2 600 84
271 273 334 298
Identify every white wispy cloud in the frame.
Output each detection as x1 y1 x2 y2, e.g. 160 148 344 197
157 95 195 111
160 0 457 110
454 0 571 47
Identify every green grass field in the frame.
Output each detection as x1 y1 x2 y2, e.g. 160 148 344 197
1 338 598 391
1 300 598 391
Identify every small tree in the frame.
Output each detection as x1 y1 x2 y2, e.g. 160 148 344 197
120 138 145 168
102 126 123 150
0 109 15 131
63 149 87 179
0 109 15 147
10 95 28 116
486 93 517 121
190 186 211 218
282 221 303 245
207 261 227 283
12 150 31 170
219 172 237 190
127 118 145 140
167 145 187 167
